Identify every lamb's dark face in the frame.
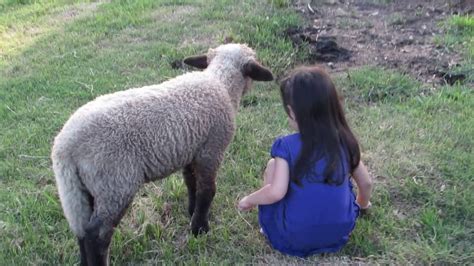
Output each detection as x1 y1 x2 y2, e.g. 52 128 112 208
183 43 274 82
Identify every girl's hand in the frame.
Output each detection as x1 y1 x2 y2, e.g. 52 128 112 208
357 200 372 216
356 195 372 209
238 196 255 211
358 200 372 210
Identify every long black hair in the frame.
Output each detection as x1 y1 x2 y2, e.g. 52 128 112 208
279 66 360 185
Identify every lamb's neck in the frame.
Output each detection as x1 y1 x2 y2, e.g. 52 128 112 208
206 64 246 111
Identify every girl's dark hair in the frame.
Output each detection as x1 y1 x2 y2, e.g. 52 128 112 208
279 66 360 185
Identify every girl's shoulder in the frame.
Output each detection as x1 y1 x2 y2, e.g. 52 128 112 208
271 133 301 162
274 132 300 144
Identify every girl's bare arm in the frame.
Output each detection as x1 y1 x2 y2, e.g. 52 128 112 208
238 157 289 210
352 160 373 208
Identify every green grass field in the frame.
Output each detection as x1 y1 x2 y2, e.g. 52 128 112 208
1 0 472 264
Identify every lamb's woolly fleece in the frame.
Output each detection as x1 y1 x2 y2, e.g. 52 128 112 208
51 43 264 238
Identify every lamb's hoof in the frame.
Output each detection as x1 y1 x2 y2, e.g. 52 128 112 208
191 220 209 236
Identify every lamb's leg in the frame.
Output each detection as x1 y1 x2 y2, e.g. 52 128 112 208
190 121 233 236
83 216 113 266
78 238 87 266
83 192 135 266
183 164 197 217
191 159 219 236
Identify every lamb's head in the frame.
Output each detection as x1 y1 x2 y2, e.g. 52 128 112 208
183 43 274 93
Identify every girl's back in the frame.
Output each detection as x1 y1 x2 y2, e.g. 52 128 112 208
259 133 359 257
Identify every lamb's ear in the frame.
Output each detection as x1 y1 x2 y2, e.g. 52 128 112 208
242 60 274 81
183 55 208 69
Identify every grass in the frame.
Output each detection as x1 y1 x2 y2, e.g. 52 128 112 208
1 0 473 264
267 0 291 8
450 14 474 33
343 67 421 103
436 14 474 83
449 15 474 60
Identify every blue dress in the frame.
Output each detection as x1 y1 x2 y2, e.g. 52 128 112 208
258 133 360 257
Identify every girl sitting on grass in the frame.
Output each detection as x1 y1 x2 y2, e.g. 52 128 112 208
238 66 373 257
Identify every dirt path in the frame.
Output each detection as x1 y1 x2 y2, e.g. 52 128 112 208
288 0 473 85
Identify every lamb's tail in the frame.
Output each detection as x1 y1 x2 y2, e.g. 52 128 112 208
52 156 92 238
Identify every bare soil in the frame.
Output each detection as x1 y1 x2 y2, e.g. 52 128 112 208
289 0 473 85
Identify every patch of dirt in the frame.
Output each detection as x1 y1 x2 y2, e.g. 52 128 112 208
286 27 352 62
288 0 473 85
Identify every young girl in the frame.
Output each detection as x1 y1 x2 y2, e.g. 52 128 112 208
238 66 373 257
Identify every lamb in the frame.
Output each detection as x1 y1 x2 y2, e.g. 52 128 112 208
51 43 274 266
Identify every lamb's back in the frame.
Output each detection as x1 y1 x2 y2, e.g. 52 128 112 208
53 72 233 183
